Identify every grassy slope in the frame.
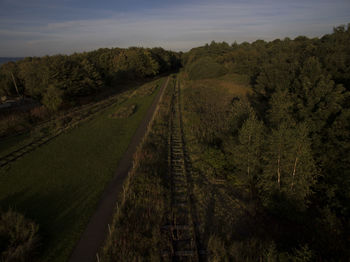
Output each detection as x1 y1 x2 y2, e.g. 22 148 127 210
187 57 227 80
0 78 163 262
0 133 31 156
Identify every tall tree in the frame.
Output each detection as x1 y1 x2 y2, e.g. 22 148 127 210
233 109 264 199
0 62 22 97
267 88 294 128
294 57 345 135
260 122 315 206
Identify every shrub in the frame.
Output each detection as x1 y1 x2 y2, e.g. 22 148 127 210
0 209 40 262
30 106 49 121
42 85 63 112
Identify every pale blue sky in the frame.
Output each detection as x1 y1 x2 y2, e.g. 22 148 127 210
0 0 349 56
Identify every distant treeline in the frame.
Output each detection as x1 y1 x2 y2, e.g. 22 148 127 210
183 24 350 90
0 47 180 111
0 57 24 66
183 24 350 260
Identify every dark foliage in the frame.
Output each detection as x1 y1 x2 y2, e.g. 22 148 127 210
0 47 180 111
182 24 350 260
0 209 40 262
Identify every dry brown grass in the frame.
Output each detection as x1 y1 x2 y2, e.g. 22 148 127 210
219 80 252 96
189 73 252 97
30 106 49 120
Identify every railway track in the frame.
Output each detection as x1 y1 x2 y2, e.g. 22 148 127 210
162 77 206 262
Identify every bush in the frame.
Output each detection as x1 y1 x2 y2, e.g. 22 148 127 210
187 57 227 80
30 106 49 121
0 209 40 262
42 85 63 112
111 104 137 119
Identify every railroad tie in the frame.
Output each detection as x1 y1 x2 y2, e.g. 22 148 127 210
162 77 205 262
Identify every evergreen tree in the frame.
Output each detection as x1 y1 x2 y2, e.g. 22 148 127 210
260 122 315 205
267 88 294 128
233 109 264 199
294 57 345 135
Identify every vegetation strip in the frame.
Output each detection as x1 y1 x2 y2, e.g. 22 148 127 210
68 76 170 262
100 76 175 261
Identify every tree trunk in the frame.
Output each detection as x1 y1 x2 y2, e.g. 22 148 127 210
291 145 301 190
247 134 252 199
291 156 298 190
277 148 281 190
11 72 20 97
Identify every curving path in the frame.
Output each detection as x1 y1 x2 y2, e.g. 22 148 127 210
69 77 170 262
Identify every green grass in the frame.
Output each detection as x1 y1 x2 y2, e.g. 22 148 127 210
0 78 164 262
0 133 31 156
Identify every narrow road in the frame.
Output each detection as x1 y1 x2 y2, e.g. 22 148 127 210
69 77 170 262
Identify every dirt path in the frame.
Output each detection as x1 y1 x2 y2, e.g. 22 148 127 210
68 77 170 262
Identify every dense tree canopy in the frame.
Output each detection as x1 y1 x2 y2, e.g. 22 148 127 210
183 24 350 260
0 47 180 111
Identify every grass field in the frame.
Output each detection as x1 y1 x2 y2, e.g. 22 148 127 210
0 133 31 157
0 78 164 262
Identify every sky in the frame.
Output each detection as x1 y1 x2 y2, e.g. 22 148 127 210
0 0 349 57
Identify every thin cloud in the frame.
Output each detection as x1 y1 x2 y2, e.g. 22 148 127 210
0 0 349 56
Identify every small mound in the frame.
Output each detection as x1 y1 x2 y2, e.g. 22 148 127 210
111 104 137 118
130 82 158 98
187 57 227 80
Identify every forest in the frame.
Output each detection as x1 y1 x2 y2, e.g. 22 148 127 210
100 24 350 261
0 47 180 103
0 47 180 137
0 23 349 261
179 24 350 261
